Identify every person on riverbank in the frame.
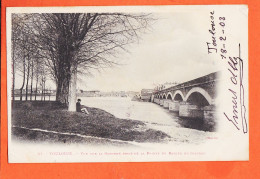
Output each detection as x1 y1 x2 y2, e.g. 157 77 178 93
76 99 89 115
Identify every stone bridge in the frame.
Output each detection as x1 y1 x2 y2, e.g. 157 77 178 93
152 71 221 125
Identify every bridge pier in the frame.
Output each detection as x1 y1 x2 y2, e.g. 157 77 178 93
159 99 164 106
202 105 217 126
163 100 170 108
154 98 160 104
151 95 155 102
168 101 180 112
179 102 204 119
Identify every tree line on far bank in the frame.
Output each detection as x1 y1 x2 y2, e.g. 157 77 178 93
12 13 153 111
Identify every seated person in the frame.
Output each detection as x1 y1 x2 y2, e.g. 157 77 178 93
76 99 89 115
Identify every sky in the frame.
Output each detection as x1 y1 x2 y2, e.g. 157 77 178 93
14 9 222 92
77 11 220 92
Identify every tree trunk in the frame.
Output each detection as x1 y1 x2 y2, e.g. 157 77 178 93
43 80 46 101
35 74 38 100
68 68 77 111
56 74 70 105
41 77 44 101
20 58 26 101
30 60 34 101
25 58 30 101
12 42 16 101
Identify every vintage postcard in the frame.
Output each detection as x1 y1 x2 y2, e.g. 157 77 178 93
6 5 248 163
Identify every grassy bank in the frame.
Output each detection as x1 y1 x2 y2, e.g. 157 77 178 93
12 101 170 144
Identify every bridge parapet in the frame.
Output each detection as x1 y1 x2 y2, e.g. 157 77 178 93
154 71 220 95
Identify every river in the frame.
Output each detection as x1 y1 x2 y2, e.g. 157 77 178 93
81 97 212 145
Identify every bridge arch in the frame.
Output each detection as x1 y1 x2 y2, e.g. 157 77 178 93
162 93 167 99
172 90 185 101
185 87 213 106
166 92 173 100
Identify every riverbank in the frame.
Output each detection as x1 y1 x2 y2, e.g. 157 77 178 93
11 101 170 145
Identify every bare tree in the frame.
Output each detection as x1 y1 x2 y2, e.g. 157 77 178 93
18 36 31 101
12 14 26 101
11 15 19 101
13 13 153 110
40 73 46 101
19 57 26 101
30 59 34 101
12 14 40 101
34 58 42 100
25 55 31 101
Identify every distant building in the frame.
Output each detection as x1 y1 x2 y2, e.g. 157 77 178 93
77 90 100 97
155 82 179 91
126 91 139 98
14 89 22 94
99 91 126 97
13 88 56 99
140 89 154 101
119 91 127 97
14 88 39 95
77 90 140 98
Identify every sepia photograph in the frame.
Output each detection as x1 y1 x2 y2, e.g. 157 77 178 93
7 5 249 163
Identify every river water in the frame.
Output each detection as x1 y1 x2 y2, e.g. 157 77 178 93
81 97 212 145
81 97 175 125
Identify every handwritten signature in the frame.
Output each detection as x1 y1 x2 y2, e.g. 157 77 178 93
224 44 248 133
